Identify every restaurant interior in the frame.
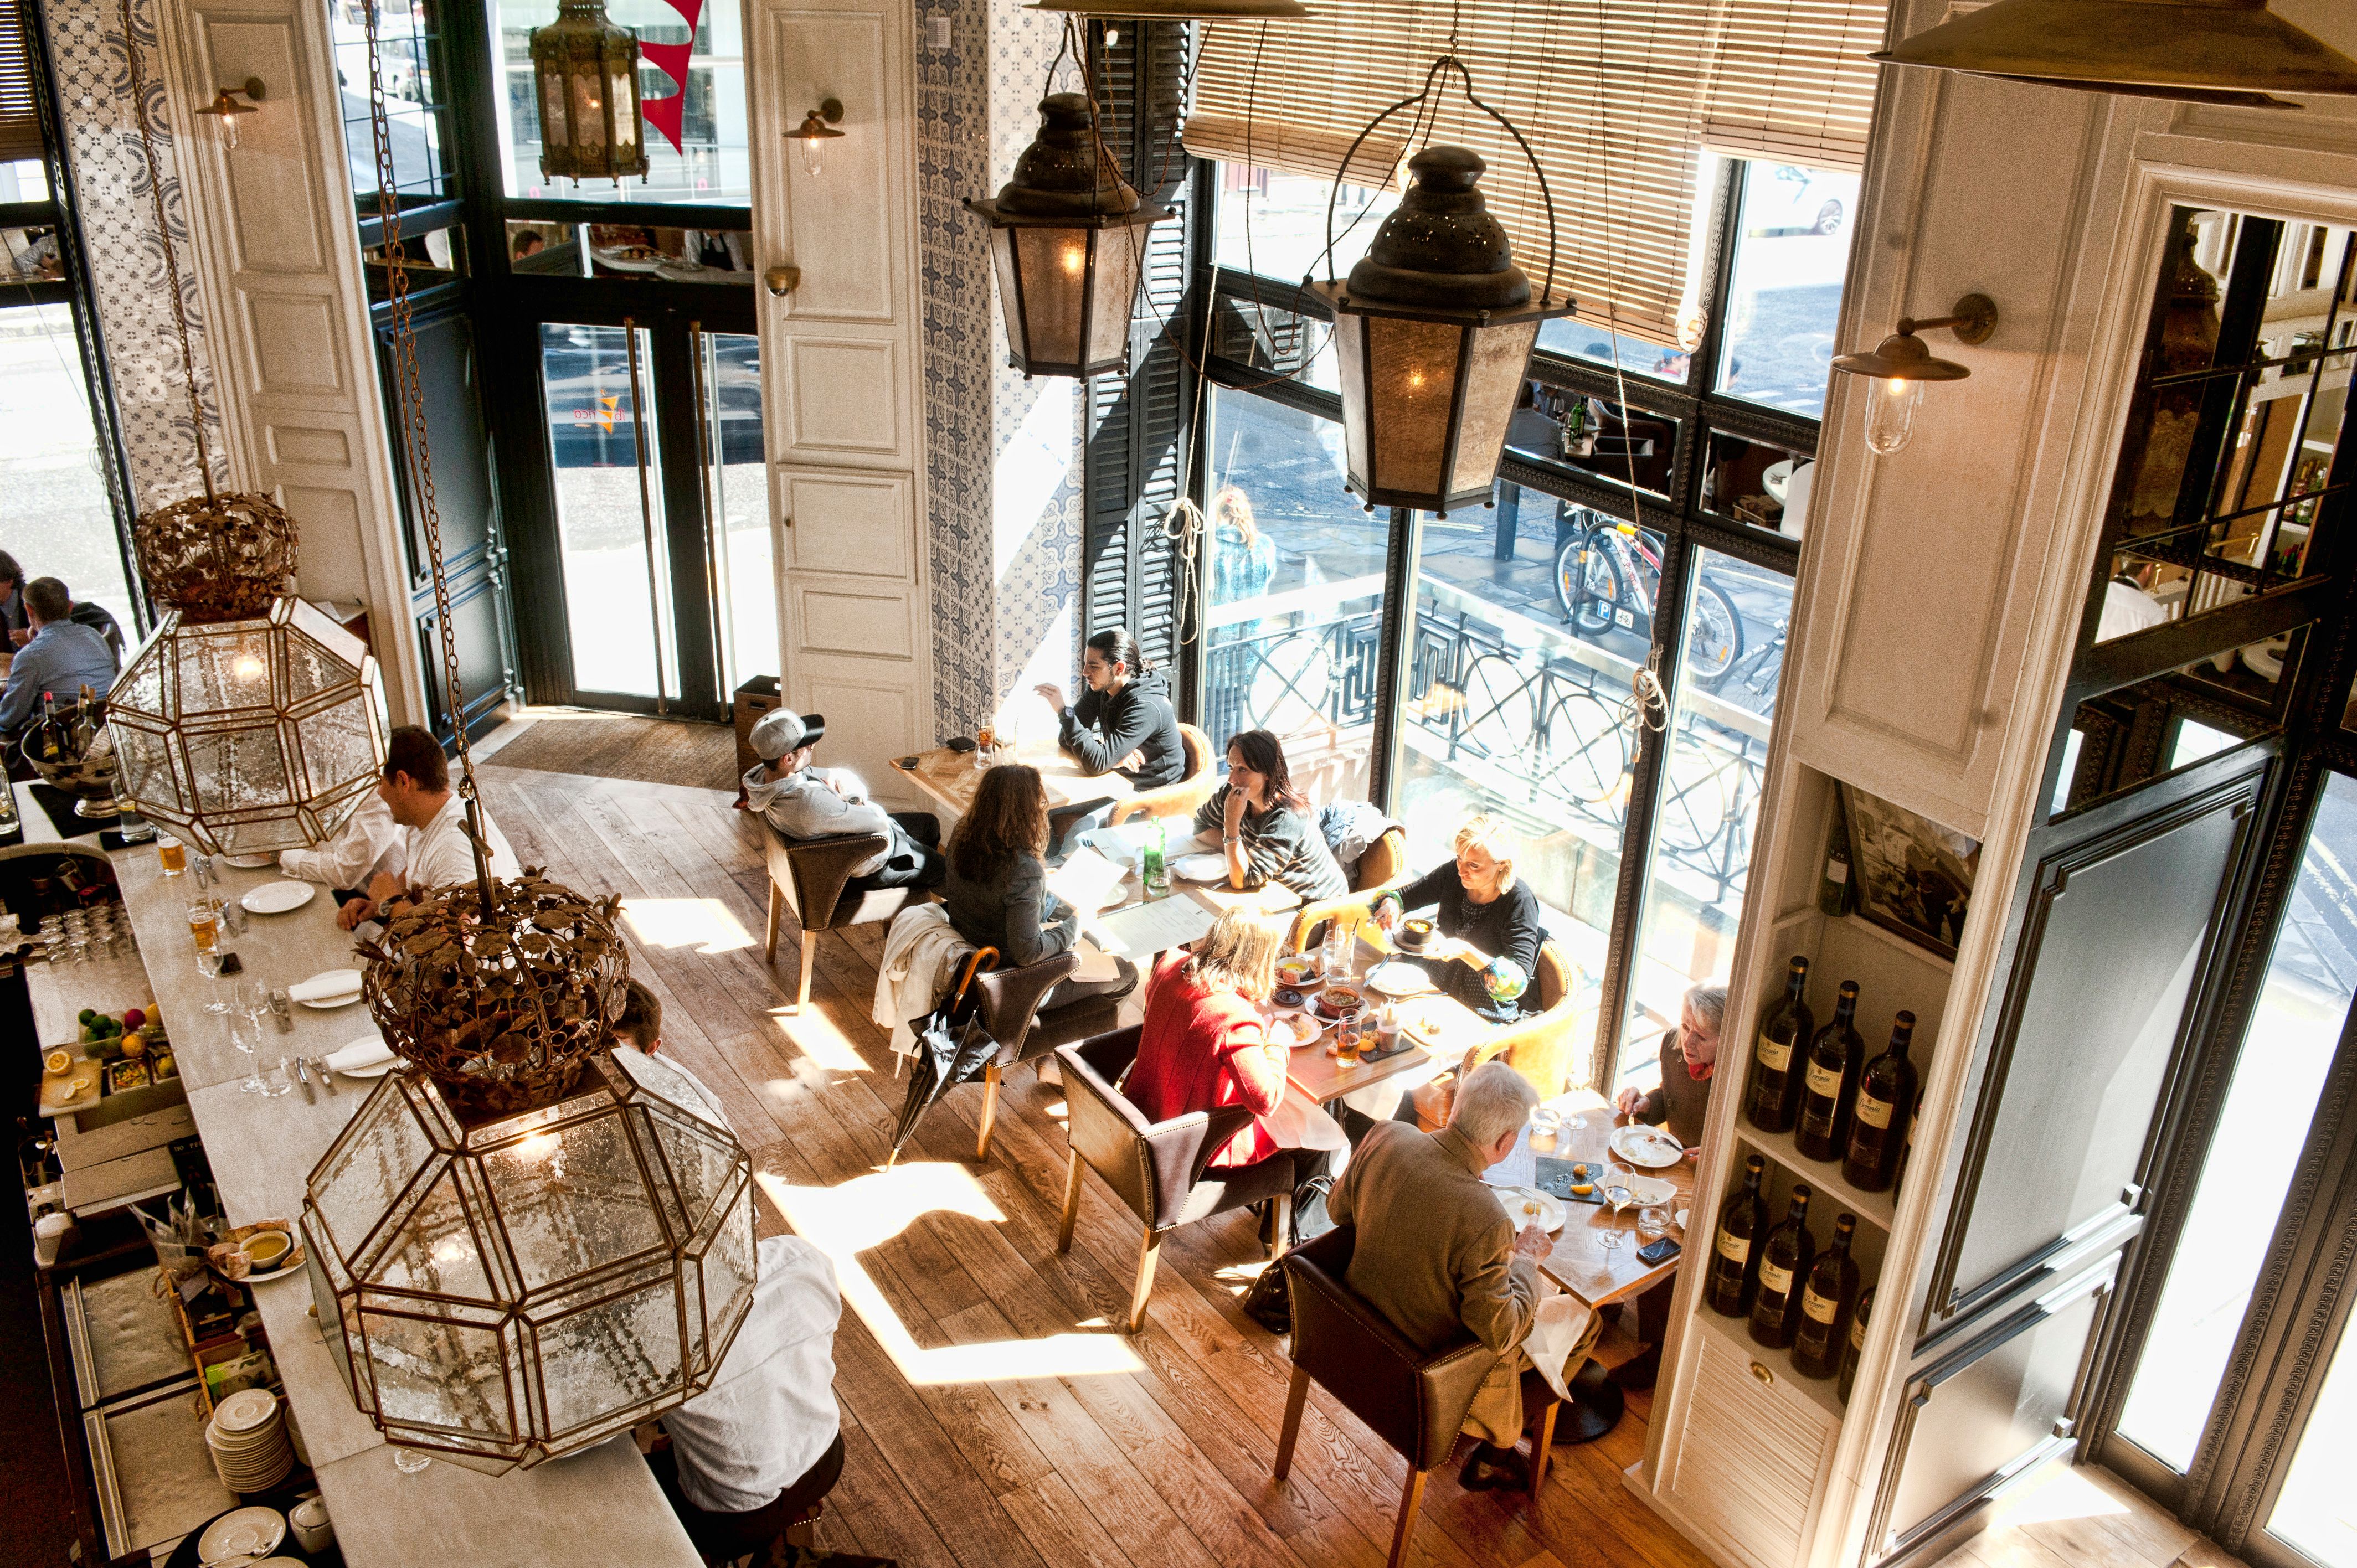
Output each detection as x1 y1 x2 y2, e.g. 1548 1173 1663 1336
7 1 2357 1567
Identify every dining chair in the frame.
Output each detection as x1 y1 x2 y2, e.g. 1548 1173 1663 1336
755 817 923 1012
1277 1226 1561 1568
1288 823 1410 952
1463 938 1587 1097
965 948 1126 1161
1054 1025 1295 1330
1105 723 1219 826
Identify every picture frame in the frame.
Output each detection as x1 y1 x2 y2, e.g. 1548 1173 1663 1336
1838 783 1980 960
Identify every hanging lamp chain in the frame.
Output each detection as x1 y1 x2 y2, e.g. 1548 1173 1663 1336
362 0 493 901
117 0 215 503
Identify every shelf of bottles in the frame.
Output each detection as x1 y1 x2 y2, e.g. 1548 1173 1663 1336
1690 774 1958 1420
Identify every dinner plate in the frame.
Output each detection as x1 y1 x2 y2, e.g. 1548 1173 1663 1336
1501 1187 1566 1234
1169 852 1228 883
214 1389 279 1434
240 881 315 916
326 1036 398 1076
1269 1011 1325 1049
299 989 363 1009
222 852 278 869
1363 961 1434 998
198 1506 286 1563
1609 1125 1686 1168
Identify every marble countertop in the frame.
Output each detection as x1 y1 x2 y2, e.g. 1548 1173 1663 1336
27 785 701 1567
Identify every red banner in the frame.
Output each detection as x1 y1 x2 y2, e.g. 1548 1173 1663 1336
635 0 703 153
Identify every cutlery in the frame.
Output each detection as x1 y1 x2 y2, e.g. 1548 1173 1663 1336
294 1055 315 1102
313 1056 338 1096
267 989 293 1032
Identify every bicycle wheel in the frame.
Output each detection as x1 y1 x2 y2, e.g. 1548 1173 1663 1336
1685 581 1745 690
1537 689 1631 806
1557 534 1625 634
1456 653 1539 766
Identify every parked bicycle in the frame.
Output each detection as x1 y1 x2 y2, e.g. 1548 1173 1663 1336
1553 510 1746 690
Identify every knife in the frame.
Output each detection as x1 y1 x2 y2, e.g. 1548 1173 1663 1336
294 1055 316 1103
314 1056 338 1096
267 989 294 1033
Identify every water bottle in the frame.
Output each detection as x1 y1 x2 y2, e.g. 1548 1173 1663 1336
1142 818 1167 894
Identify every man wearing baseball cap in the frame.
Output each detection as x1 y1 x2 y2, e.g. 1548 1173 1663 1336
743 708 943 892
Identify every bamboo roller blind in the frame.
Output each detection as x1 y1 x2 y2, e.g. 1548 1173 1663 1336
1186 0 1888 348
0 0 42 168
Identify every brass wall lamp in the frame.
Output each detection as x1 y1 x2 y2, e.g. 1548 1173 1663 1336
784 99 846 176
1831 293 1998 456
194 78 264 148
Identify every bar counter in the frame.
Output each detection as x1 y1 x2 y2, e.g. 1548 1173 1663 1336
27 788 701 1567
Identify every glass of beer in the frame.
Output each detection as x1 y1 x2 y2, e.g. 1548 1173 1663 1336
158 834 186 876
187 899 220 953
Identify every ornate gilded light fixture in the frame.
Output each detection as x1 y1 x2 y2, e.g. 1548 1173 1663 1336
1874 0 2357 109
529 0 650 184
782 99 845 177
966 91 1171 379
105 0 382 855
292 7 754 1476
1308 61 1572 516
1829 295 1999 456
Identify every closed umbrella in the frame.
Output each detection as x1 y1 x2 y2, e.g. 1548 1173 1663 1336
888 995 1000 1165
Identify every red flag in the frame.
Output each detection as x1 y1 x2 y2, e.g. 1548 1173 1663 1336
661 0 703 38
642 38 693 90
641 89 685 153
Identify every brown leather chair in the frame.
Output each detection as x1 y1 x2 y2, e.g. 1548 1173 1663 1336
1105 723 1219 827
1054 1026 1295 1330
756 817 922 1011
1288 823 1410 952
965 949 1126 1162
1275 1226 1560 1567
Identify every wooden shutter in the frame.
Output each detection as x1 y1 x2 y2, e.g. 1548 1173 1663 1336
1185 0 1887 347
0 0 44 166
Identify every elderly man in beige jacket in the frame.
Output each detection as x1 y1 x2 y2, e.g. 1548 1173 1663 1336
1324 1060 1574 1491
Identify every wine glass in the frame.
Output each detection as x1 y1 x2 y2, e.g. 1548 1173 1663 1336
392 1446 432 1475
195 947 229 1017
230 1005 270 1095
1601 1169 1638 1267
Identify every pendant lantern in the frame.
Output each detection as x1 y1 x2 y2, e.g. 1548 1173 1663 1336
1307 64 1571 517
529 0 650 184
966 92 1171 379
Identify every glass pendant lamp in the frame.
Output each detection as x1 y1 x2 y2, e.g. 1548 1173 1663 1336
529 0 650 183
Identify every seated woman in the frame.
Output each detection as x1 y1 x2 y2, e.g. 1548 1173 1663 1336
940 763 1136 1004
1033 626 1185 787
1192 729 1348 901
1128 907 1330 1189
1372 814 1545 1025
1615 980 1724 1149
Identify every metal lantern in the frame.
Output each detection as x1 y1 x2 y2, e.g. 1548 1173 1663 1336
966 92 1171 379
529 0 649 184
300 1045 756 1473
1308 142 1571 515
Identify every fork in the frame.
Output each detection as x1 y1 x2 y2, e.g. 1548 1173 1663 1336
313 1056 338 1096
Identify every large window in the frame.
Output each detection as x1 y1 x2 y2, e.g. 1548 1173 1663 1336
1196 153 1838 1089
0 302 132 632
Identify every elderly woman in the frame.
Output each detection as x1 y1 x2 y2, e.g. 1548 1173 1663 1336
1615 981 1726 1148
1371 814 1546 1025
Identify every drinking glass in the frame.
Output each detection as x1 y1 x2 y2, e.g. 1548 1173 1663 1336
233 979 271 1048
393 1447 433 1475
195 948 230 1018
158 835 186 876
1638 1200 1671 1245
1530 1108 1561 1153
262 1054 296 1098
231 1010 269 1095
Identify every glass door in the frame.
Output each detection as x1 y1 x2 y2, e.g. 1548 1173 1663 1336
541 322 673 704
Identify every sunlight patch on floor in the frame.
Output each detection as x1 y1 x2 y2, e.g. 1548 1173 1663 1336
1993 1464 2133 1528
760 1163 1144 1385
620 897 754 956
766 1002 872 1075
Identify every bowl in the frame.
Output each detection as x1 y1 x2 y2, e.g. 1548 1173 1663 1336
1314 984 1365 1022
1397 919 1435 952
1275 956 1322 989
241 1230 292 1271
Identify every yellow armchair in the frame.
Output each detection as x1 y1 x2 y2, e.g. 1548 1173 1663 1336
1464 941 1586 1098
1105 723 1218 827
1288 824 1411 952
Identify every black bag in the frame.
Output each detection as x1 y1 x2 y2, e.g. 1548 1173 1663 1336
1241 1174 1337 1334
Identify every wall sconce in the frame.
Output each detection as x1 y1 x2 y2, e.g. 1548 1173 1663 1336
194 78 264 149
784 100 845 177
1830 293 1998 456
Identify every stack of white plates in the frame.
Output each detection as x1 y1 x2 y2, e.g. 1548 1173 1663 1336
207 1388 295 1494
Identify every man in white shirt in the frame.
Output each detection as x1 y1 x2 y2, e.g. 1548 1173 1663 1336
337 726 522 930
278 790 405 891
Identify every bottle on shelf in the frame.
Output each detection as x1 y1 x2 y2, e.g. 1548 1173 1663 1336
1838 1285 1874 1404
1818 799 1856 918
1843 1012 1918 1192
1705 1153 1772 1318
1795 980 1864 1161
1744 955 1815 1134
1748 1184 1816 1349
1791 1212 1861 1379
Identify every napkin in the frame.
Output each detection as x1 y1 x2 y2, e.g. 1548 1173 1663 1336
1524 1294 1601 1403
324 1036 395 1072
289 969 363 1003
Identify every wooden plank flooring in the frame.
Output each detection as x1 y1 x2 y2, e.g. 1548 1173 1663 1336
476 764 1707 1568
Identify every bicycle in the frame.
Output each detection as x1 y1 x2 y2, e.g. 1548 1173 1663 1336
1552 510 1746 690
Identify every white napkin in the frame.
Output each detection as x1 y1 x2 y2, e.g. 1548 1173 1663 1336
324 1036 395 1072
289 969 363 1003
1524 1293 1599 1403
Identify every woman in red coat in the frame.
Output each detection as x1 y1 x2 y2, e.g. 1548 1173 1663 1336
1128 909 1312 1175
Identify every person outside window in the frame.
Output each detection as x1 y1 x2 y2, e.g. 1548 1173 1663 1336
1191 728 1346 900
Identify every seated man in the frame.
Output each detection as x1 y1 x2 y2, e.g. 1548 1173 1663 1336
743 707 942 893
277 790 405 894
0 576 119 739
1324 1060 1561 1491
651 1231 847 1560
337 725 522 930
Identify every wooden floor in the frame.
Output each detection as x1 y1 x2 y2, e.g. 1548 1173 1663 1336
475 762 1711 1568
1931 1461 2248 1568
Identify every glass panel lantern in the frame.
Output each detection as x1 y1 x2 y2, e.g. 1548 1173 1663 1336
108 597 385 856
529 0 649 184
301 1049 756 1473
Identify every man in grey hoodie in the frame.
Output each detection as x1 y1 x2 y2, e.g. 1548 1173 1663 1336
743 709 944 891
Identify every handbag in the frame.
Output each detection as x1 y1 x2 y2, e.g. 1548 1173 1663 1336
1241 1173 1337 1334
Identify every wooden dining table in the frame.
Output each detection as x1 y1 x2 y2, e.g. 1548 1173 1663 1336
892 744 1139 820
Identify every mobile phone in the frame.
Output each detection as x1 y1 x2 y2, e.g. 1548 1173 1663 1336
895 755 923 769
1636 1236 1681 1265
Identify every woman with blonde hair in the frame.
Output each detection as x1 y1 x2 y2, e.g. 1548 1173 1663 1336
1372 813 1547 1024
941 764 1136 1003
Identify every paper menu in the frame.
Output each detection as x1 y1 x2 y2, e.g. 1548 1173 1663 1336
1047 847 1129 914
1086 894 1217 958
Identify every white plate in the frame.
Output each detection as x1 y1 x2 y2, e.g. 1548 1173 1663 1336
199 1506 286 1563
1502 1188 1566 1234
1609 1125 1686 1169
1169 852 1229 883
1268 1011 1325 1049
1273 957 1325 991
1620 1174 1678 1206
1674 1208 1690 1231
221 852 277 869
240 881 315 916
213 1389 279 1434
327 1036 398 1076
1364 961 1434 998
299 990 363 1010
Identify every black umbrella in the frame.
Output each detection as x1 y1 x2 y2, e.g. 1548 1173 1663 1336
887 994 999 1165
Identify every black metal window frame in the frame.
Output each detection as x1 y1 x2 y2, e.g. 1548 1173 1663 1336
1184 153 1817 1081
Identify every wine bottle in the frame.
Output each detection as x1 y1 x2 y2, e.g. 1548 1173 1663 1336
1838 1286 1874 1404
1791 1213 1860 1378
1748 1184 1815 1349
1843 1013 1918 1192
1795 981 1864 1161
1744 956 1815 1133
1705 1153 1771 1318
1818 803 1855 917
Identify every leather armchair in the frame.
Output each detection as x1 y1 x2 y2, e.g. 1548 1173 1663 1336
965 948 1124 1161
1465 940 1586 1097
1288 824 1410 952
1105 723 1219 827
756 817 920 1011
1276 1227 1559 1566
1055 1027 1294 1330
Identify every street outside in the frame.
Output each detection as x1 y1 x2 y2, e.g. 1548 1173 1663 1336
0 306 135 632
